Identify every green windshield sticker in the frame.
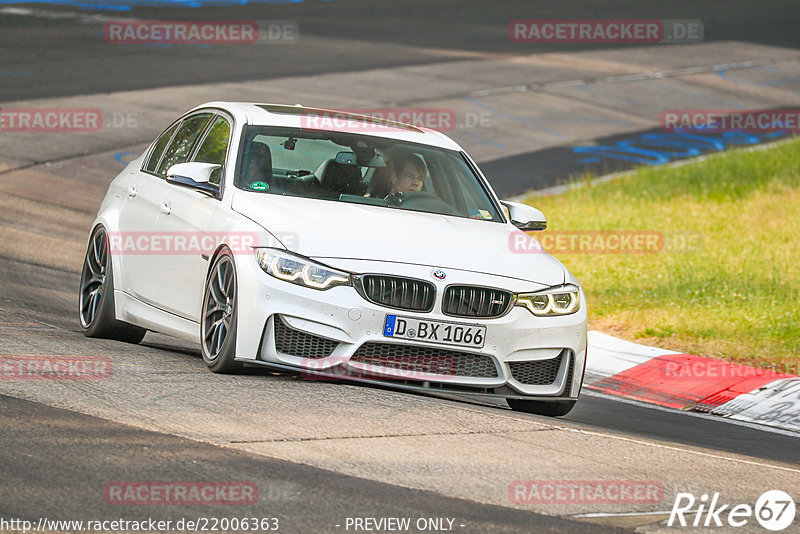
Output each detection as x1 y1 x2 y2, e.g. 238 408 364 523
250 181 269 191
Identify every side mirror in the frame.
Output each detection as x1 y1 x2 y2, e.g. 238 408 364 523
166 162 221 195
501 201 547 231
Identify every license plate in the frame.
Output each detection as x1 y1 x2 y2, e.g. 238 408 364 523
383 315 486 349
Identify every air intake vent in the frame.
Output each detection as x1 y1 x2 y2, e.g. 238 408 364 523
351 343 499 378
360 275 435 312
508 350 569 385
273 317 338 359
563 352 575 396
442 286 513 318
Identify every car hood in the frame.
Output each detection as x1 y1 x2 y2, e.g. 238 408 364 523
231 192 566 286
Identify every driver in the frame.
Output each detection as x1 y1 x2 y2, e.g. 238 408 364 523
388 153 426 195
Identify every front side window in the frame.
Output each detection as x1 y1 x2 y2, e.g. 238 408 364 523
156 113 213 177
193 116 231 185
235 126 502 222
144 122 178 174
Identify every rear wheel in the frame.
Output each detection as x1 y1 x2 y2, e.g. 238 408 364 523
79 226 146 343
201 250 241 373
507 399 576 417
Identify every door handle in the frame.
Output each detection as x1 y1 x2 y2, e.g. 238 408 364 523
127 186 137 198
160 201 171 215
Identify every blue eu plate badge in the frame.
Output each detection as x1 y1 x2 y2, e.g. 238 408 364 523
384 315 397 336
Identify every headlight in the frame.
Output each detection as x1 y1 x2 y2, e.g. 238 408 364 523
255 248 351 290
515 284 581 316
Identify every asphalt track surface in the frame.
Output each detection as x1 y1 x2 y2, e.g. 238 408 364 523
1 0 799 102
1 1 800 532
1 394 620 534
3 254 799 465
0 254 798 533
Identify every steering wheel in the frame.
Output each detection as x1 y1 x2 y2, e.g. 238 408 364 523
385 191 459 216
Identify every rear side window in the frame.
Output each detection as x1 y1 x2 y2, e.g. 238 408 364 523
193 116 231 185
144 122 178 173
156 113 213 176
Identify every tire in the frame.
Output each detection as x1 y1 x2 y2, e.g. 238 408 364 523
200 250 241 373
79 226 147 343
507 399 576 417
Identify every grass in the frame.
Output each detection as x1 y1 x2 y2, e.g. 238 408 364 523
523 138 800 372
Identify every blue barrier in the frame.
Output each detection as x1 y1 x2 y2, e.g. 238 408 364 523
0 0 321 10
573 130 788 166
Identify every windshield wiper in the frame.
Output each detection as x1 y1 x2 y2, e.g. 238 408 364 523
338 194 389 207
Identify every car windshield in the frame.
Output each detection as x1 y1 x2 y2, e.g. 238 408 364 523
235 126 503 222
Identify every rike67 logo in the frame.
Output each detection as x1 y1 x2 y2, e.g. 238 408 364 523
668 490 795 531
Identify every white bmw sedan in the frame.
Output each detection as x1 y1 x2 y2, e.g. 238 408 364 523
79 102 587 416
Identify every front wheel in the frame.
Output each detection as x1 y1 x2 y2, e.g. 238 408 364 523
201 250 241 373
79 226 146 343
507 399 576 417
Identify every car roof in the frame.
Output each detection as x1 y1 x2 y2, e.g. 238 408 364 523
190 101 464 151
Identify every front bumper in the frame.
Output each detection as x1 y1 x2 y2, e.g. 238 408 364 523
234 255 587 398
